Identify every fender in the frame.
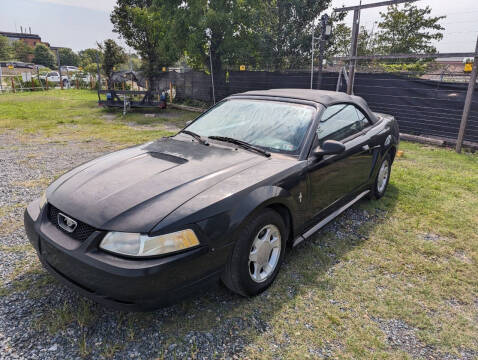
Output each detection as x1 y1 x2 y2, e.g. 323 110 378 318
228 185 295 235
191 186 297 250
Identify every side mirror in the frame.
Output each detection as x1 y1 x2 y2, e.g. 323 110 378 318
313 140 345 157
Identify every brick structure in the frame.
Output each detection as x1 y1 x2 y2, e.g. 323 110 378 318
0 31 43 48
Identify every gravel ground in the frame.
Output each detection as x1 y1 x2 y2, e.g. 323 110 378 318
1 132 474 359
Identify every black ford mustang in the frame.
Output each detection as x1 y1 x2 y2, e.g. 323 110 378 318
24 89 399 310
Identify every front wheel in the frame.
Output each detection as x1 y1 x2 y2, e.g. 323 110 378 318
371 154 391 199
221 209 287 297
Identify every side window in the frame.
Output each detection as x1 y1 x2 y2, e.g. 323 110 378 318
355 107 371 130
316 104 366 145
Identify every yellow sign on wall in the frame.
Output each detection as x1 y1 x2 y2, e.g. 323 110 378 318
464 63 473 73
240 65 246 71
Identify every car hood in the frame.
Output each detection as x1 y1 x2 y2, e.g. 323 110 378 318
47 137 267 232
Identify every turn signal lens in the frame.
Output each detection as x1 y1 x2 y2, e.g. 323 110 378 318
99 229 199 257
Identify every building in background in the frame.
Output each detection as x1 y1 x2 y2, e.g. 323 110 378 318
0 30 42 48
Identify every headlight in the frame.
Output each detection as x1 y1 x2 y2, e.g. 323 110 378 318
39 191 47 209
99 229 199 257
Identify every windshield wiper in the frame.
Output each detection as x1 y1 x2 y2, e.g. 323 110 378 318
208 136 271 157
180 130 209 146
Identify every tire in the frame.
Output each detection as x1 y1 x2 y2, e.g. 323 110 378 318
221 209 287 297
371 154 391 199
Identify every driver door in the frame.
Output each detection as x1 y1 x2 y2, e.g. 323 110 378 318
306 103 374 222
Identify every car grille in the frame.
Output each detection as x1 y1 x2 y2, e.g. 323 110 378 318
47 204 96 241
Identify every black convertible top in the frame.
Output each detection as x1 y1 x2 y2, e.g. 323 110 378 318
231 89 377 123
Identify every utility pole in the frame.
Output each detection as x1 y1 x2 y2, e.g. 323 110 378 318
206 28 216 104
347 8 360 95
333 0 418 94
317 14 331 90
310 29 315 89
456 35 478 153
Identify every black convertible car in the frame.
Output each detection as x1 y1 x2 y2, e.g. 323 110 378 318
24 89 399 310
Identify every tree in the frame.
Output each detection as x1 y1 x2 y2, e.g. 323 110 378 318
0 35 12 60
97 39 127 86
377 3 445 54
111 0 182 86
58 48 80 66
252 0 334 70
325 23 377 60
326 23 351 58
11 41 34 62
177 0 262 74
78 48 103 68
33 44 56 68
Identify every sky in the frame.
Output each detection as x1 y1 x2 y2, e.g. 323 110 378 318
0 0 477 53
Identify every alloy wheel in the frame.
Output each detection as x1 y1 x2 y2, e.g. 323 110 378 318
377 159 390 194
248 224 281 283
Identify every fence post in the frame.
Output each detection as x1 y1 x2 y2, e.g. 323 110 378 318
456 36 478 153
0 65 2 92
56 49 63 90
347 9 360 95
11 77 15 93
170 81 173 103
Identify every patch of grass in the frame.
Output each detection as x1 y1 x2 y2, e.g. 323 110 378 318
33 299 97 334
11 178 52 189
0 90 197 144
100 342 125 359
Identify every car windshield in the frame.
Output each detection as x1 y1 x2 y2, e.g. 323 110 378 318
185 99 315 153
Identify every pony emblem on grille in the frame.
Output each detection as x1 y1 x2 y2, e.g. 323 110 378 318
57 213 77 233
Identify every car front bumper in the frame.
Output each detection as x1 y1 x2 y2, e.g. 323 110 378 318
24 201 230 311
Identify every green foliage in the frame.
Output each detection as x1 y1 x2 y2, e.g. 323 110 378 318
252 0 333 70
0 35 12 60
111 0 181 83
178 0 259 73
58 48 80 66
97 39 127 86
117 53 142 71
378 62 429 74
78 48 103 67
178 0 333 72
111 0 334 73
11 41 34 62
377 3 445 54
326 23 351 58
33 44 56 68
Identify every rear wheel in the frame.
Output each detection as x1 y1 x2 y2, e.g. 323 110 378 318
221 209 287 296
371 154 391 199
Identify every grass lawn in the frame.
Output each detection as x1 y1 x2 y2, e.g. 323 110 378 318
0 90 477 358
0 89 197 144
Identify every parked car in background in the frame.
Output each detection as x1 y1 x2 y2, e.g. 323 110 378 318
24 89 399 310
39 71 69 87
60 66 79 74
